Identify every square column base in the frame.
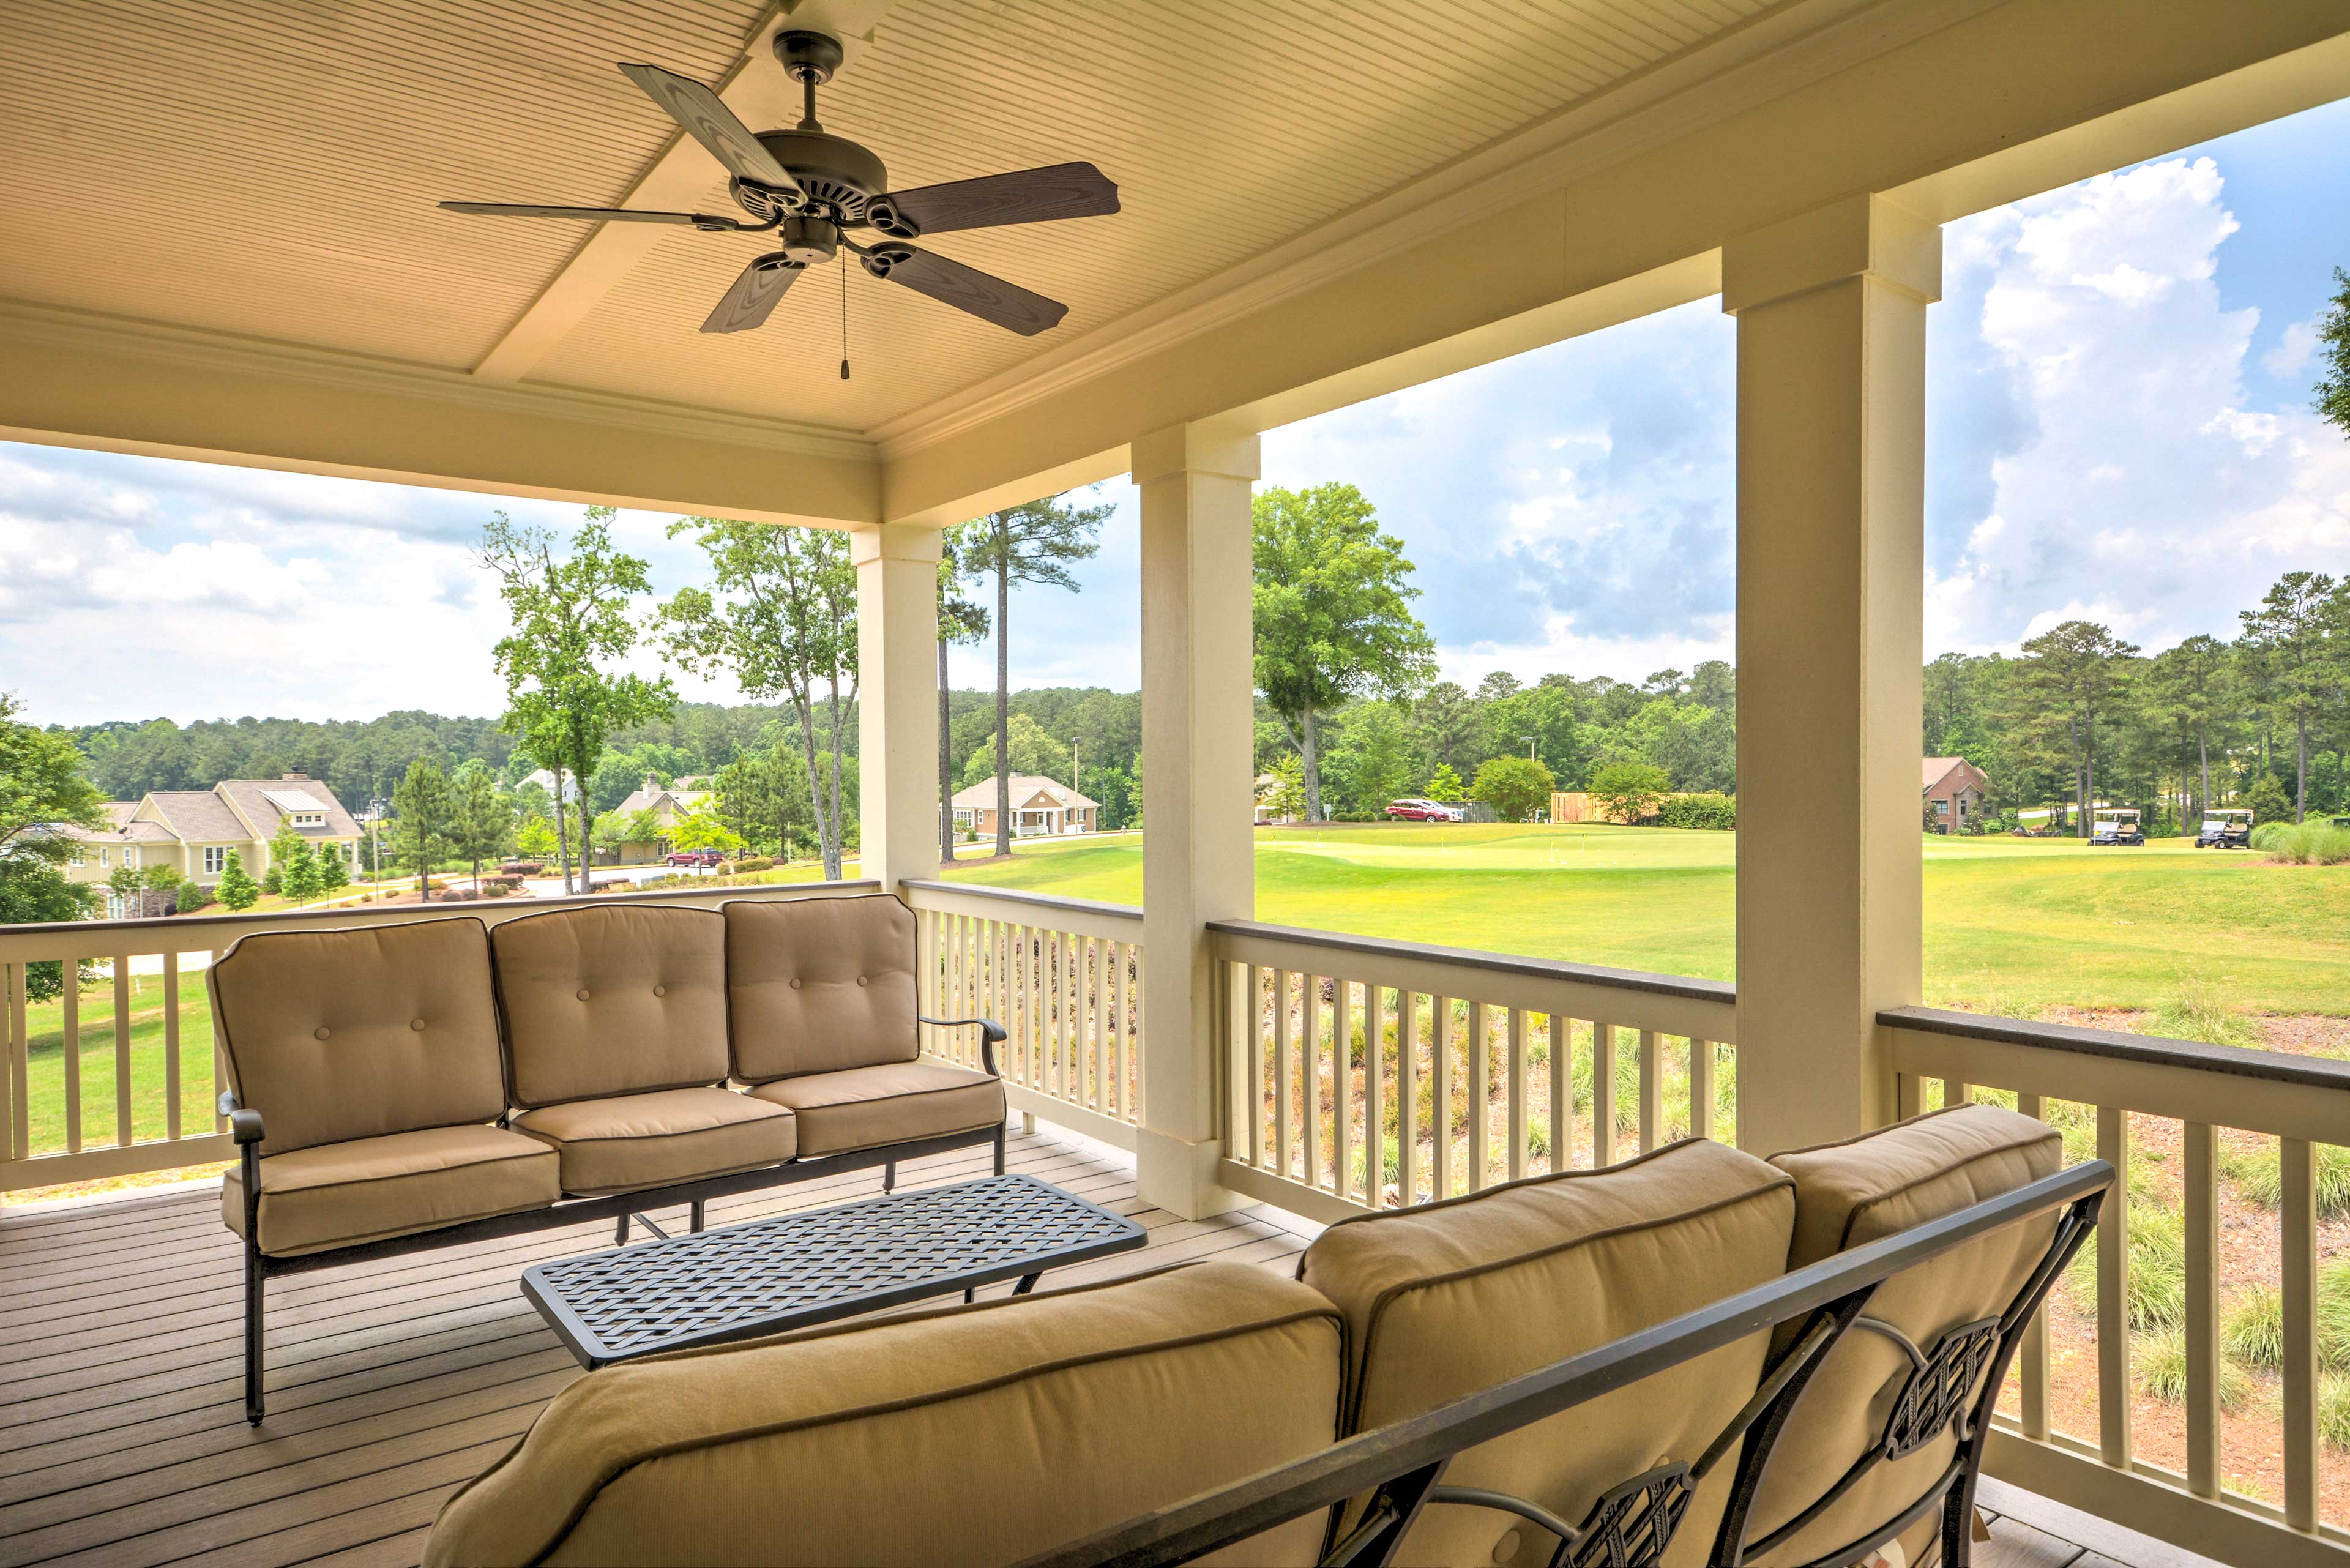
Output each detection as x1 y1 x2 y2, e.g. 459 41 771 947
1136 1128 1256 1221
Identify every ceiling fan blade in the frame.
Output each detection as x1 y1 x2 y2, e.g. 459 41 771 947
618 62 800 195
441 201 719 225
867 162 1119 238
860 243 1067 335
701 253 804 334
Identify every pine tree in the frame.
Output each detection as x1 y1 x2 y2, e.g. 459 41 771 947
215 851 260 912
280 841 322 905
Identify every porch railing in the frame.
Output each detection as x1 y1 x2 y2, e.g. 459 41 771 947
1884 1005 2350 1568
903 881 1144 1152
1204 920 1737 1225
0 879 879 1195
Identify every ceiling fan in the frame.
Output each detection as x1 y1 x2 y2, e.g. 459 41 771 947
441 29 1118 339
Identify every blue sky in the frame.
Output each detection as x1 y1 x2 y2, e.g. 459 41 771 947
4 99 2347 726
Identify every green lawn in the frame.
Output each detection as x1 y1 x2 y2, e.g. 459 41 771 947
17 969 222 1157
945 823 2350 1017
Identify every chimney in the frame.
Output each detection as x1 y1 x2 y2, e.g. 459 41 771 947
646 771 660 793
282 772 306 780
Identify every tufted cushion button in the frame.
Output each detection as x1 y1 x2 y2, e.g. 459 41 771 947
652 985 666 998
313 1026 331 1041
410 1018 426 1032
1491 1529 1520 1564
856 975 868 987
789 977 802 990
575 988 591 1002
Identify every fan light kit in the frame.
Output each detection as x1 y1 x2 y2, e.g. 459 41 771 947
441 29 1119 345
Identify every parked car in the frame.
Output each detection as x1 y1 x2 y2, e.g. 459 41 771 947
497 860 543 876
2195 808 2252 849
2089 808 2144 846
665 849 726 868
1383 798 1463 822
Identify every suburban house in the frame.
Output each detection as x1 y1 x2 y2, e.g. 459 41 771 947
602 771 717 861
950 775 1098 838
58 773 364 905
515 767 581 805
1922 756 1991 832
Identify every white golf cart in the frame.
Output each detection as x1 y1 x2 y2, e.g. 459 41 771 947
2196 807 2253 849
2090 808 2145 846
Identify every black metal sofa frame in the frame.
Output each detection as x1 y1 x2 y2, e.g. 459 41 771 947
1022 1160 2113 1568
220 1015 1005 1425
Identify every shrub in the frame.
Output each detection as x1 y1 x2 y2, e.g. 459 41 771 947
2145 980 2260 1050
2067 1201 2185 1331
733 857 775 873
2133 1323 2251 1409
1657 792 1736 831
2259 821 2350 865
2226 1285 2286 1368
1588 761 1669 824
2326 1376 2350 1453
2222 1143 2350 1220
174 881 215 914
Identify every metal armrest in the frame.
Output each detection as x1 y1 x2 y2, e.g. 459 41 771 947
920 1015 1006 1077
218 1090 266 1146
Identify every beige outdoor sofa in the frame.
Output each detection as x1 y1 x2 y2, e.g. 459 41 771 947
211 892 1009 1423
422 1103 2109 1568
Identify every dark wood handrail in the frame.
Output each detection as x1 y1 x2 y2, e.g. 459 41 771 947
1880 1004 2350 1094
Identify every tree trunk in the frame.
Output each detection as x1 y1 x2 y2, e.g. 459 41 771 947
789 696 829 879
2296 712 2309 822
939 636 955 864
553 767 573 894
2198 725 2210 818
1300 707 1323 823
822 671 848 882
994 531 1011 859
578 796 595 895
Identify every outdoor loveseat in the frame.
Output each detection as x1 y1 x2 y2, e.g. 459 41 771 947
211 892 1008 1423
422 1103 2108 1568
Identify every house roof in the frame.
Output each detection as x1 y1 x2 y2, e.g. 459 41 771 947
144 791 250 844
57 805 177 844
949 775 1099 811
1922 757 1984 794
218 778 362 839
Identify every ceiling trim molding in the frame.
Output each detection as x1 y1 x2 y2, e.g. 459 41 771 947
0 299 875 462
869 0 1998 457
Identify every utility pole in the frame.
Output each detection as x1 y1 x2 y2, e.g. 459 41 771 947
1072 739 1081 832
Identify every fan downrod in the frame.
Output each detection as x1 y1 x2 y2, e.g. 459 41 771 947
774 29 844 86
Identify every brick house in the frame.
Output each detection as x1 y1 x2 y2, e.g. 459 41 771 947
1922 756 1991 833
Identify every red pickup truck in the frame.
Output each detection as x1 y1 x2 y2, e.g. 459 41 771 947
664 849 726 868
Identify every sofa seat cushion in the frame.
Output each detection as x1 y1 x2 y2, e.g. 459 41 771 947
1745 1104 2062 1567
1299 1138 1796 1568
745 1058 1004 1158
513 1087 797 1197
223 1124 559 1258
423 1261 1345 1568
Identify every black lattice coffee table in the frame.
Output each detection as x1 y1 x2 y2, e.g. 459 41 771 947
521 1173 1146 1367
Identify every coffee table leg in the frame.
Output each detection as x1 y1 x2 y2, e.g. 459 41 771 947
1013 1273 1041 1296
883 1160 897 1194
615 1214 629 1245
690 1199 706 1233
964 1287 975 1304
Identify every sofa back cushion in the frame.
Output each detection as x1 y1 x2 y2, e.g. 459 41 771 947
1745 1103 2062 1567
209 918 507 1157
1299 1138 1796 1568
490 905 730 1108
422 1261 1345 1568
725 894 920 1083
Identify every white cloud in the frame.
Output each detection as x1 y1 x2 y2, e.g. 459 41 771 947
2265 317 2321 379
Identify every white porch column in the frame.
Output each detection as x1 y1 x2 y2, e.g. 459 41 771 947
852 523 941 893
1133 420 1259 1219
1725 194 1938 1155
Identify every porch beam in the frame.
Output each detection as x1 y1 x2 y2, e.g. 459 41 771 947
1132 420 1259 1219
1726 193 1937 1154
854 523 942 891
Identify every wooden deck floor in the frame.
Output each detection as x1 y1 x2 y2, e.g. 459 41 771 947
0 1124 2196 1568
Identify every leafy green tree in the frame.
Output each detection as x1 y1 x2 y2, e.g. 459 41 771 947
514 813 560 862
1469 755 1557 823
958 712 1065 790
660 518 857 879
2011 621 2139 837
1412 682 1486 783
1589 760 1670 824
1253 483 1437 822
1327 703 1419 815
280 840 323 905
448 760 516 887
2237 572 2340 821
670 798 745 859
390 758 453 903
2143 635 2233 818
937 521 991 861
2315 266 2350 439
965 493 1110 856
482 507 676 894
2247 770 2293 826
1261 752 1307 822
1486 681 1581 788
1424 763 1466 805
106 864 144 920
214 850 261 913
313 845 349 897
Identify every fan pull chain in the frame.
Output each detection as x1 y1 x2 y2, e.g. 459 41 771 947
840 257 851 381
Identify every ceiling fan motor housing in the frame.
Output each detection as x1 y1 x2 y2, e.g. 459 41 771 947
752 128 887 220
